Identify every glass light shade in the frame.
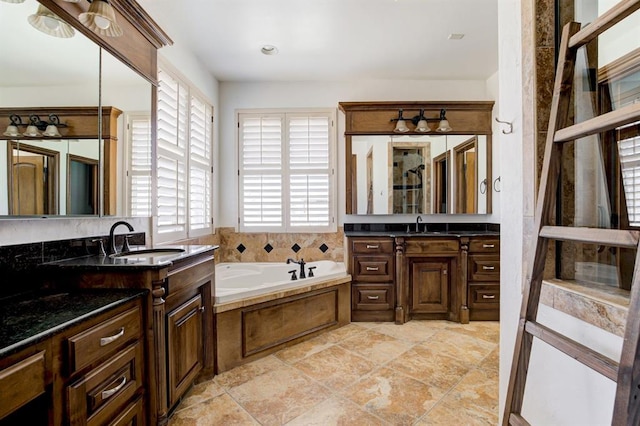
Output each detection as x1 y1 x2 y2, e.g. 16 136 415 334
1 0 26 3
3 125 20 137
23 125 41 137
79 0 123 37
415 119 431 132
28 5 75 38
394 119 410 133
436 119 452 132
43 124 61 137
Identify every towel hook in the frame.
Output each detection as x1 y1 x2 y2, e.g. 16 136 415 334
495 117 513 134
493 176 501 192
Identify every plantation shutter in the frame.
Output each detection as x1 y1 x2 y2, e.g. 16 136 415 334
127 114 152 217
189 96 213 234
238 110 335 232
288 115 331 228
618 129 640 226
239 114 283 230
157 69 187 238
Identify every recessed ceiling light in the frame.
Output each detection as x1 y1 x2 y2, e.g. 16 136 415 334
261 45 278 55
448 33 465 40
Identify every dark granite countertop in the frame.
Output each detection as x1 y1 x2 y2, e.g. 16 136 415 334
39 244 219 271
0 288 148 358
345 230 501 238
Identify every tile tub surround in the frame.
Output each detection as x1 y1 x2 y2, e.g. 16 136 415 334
169 320 499 425
0 233 145 297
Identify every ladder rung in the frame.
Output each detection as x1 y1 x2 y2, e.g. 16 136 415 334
554 102 640 143
509 413 531 426
525 321 619 381
569 0 640 49
540 226 640 248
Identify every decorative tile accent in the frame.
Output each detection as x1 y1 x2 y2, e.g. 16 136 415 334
236 243 246 253
319 243 329 253
263 243 273 253
291 243 301 253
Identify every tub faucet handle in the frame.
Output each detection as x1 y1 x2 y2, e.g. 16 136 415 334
288 269 298 281
308 266 316 277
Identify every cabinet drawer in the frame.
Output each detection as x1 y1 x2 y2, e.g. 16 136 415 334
469 284 500 309
351 239 394 254
352 284 395 311
469 239 500 253
68 306 142 373
352 256 394 282
109 394 144 426
68 342 143 426
0 351 46 420
469 255 500 281
405 238 459 254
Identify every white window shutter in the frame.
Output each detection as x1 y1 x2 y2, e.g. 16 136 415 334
127 114 152 217
189 96 213 234
619 132 640 226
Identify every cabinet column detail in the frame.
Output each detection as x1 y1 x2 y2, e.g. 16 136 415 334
395 237 406 324
151 279 168 424
460 237 470 324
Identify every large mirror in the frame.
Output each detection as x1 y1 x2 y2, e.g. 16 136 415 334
351 134 489 214
0 0 152 217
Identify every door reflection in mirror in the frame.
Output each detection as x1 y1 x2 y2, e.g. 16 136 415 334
8 141 58 215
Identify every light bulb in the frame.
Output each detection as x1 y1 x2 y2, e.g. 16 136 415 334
43 16 60 30
94 15 111 30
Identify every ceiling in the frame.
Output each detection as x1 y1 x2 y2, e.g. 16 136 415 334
139 0 499 83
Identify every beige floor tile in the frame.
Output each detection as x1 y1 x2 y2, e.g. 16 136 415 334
174 380 225 413
373 320 441 343
416 399 498 426
346 367 447 425
422 329 496 364
386 345 471 389
285 397 387 426
169 393 258 425
215 355 284 390
444 321 500 344
228 365 331 425
444 367 499 415
274 335 334 364
292 345 377 391
339 329 414 364
480 346 500 372
320 322 370 343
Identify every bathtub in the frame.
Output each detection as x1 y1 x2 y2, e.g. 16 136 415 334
215 260 348 304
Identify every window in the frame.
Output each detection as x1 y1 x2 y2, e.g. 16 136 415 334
125 113 152 217
155 65 214 242
238 110 336 232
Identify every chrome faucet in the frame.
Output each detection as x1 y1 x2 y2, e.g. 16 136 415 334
108 220 134 255
416 215 423 233
287 258 307 279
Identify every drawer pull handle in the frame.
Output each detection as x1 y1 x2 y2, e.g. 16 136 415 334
366 266 379 271
482 294 496 299
100 327 125 346
366 245 379 249
482 266 496 270
367 295 380 300
101 376 127 400
483 244 495 248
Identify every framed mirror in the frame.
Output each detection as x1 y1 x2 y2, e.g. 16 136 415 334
0 0 153 218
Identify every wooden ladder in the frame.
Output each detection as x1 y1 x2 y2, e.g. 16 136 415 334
503 1 640 425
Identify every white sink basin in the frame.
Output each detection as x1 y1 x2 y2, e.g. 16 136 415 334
111 248 185 259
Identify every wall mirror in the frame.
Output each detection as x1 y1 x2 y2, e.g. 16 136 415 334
351 134 489 214
0 0 153 217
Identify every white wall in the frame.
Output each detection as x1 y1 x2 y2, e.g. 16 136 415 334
219 79 496 228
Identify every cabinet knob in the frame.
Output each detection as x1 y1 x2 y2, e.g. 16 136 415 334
199 306 206 313
366 245 379 249
443 269 447 275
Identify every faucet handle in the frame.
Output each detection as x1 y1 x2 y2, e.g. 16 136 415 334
308 266 316 277
122 235 133 253
91 238 106 257
288 270 298 281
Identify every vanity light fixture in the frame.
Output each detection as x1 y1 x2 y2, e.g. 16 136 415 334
3 114 68 138
0 0 26 3
390 109 410 133
79 0 123 37
28 5 76 38
393 108 453 133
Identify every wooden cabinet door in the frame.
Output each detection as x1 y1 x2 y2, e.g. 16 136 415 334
410 259 450 314
166 295 203 408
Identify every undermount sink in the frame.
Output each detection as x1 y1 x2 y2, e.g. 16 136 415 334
110 248 185 259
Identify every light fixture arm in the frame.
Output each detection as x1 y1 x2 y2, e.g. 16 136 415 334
390 109 406 123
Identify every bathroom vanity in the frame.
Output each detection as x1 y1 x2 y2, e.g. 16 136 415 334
346 224 500 324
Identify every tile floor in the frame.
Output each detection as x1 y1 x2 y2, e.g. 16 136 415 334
168 320 500 426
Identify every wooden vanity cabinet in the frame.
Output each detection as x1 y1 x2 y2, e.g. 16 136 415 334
349 237 396 321
467 237 500 320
